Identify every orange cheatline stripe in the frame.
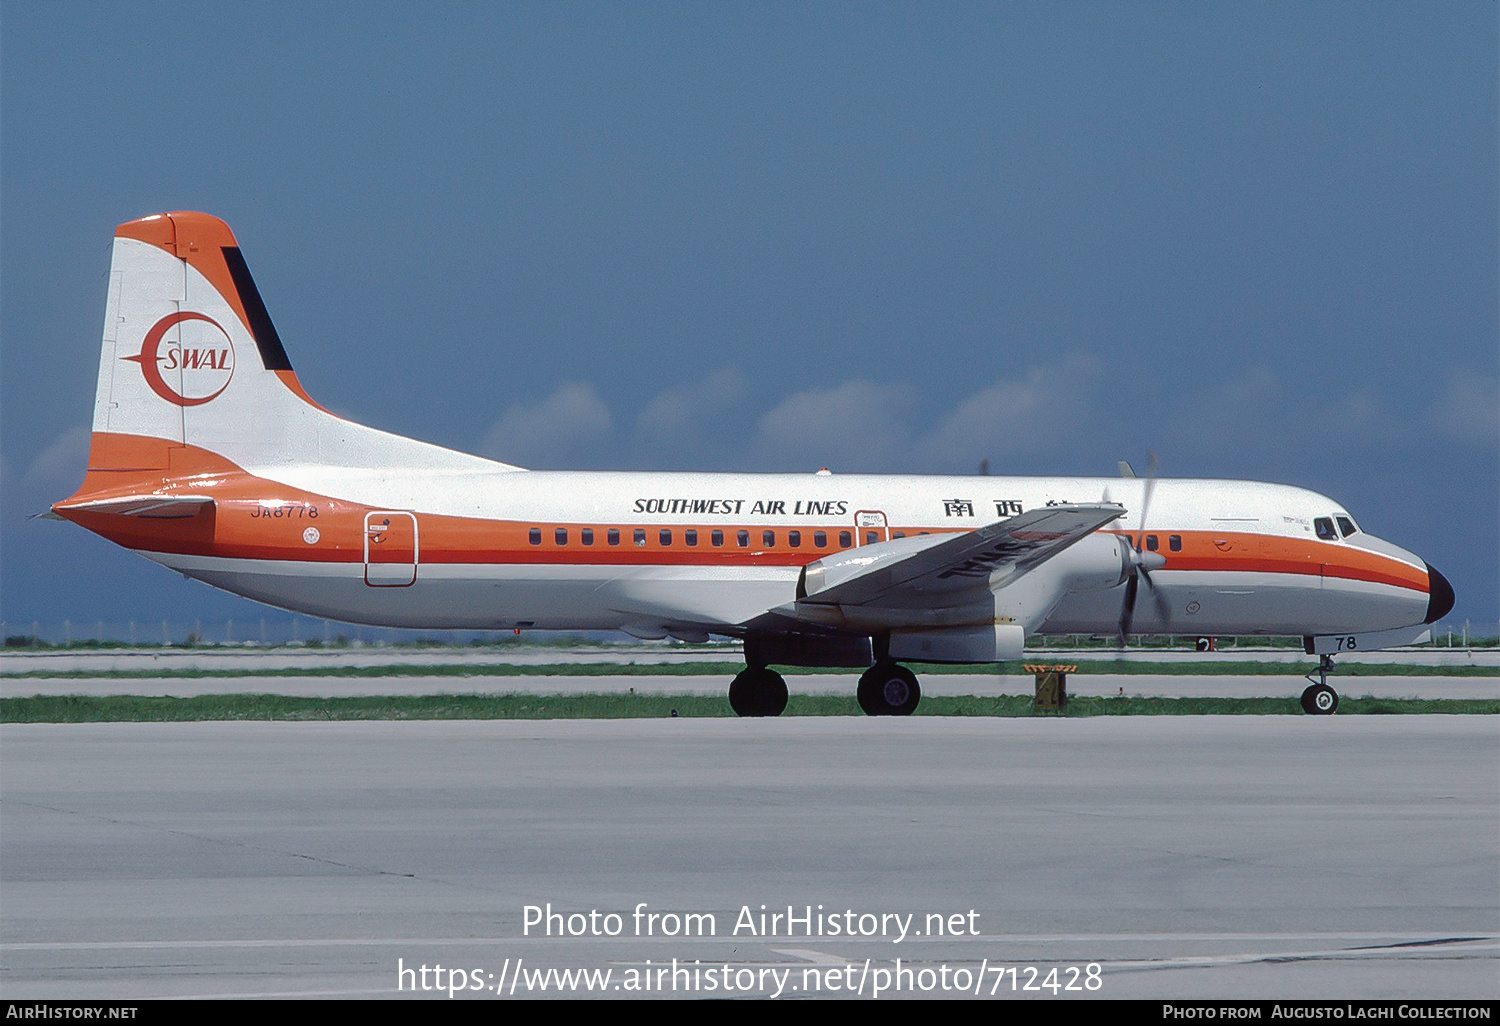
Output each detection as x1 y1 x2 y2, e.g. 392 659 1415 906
1096 529 1427 592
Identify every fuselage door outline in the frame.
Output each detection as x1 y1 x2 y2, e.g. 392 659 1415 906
364 510 418 587
854 509 888 547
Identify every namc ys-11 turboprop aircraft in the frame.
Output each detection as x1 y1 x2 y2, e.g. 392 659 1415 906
54 212 1455 716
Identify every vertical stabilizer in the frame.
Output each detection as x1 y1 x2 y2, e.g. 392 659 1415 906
77 212 520 481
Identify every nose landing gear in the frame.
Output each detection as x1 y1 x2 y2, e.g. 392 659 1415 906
1300 654 1339 715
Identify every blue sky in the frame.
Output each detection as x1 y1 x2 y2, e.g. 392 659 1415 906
2 2 1495 631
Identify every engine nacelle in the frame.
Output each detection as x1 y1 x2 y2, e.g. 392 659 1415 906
989 532 1135 632
1044 531 1136 592
794 525 1136 637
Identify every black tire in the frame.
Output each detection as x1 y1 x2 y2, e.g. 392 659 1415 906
1300 683 1338 715
729 667 788 717
857 663 921 716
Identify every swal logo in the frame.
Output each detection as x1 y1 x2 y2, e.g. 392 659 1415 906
124 312 235 406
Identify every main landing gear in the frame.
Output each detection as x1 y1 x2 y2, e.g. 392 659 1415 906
1300 654 1339 715
857 662 922 716
728 666 788 717
726 661 924 717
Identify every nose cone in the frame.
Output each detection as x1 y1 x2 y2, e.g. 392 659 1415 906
1424 563 1455 623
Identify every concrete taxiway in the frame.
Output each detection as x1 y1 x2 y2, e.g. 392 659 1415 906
1 717 1495 999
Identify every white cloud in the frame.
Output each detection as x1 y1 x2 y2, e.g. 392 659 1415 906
479 382 613 468
917 355 1109 468
474 352 1489 478
747 379 913 471
1163 365 1281 454
0 425 90 520
1155 366 1397 462
1157 365 1494 464
23 425 90 493
636 368 750 439
1427 372 1499 447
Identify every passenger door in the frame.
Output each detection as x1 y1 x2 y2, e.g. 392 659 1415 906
854 509 888 546
364 511 418 586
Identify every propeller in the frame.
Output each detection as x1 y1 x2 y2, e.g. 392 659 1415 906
1116 452 1171 647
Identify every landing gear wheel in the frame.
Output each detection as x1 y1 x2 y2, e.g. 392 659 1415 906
729 667 788 717
1301 682 1338 715
857 663 921 716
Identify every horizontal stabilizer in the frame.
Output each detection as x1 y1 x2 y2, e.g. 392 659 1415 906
55 495 215 519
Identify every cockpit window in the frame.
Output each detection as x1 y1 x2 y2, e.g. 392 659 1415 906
1336 516 1358 538
1314 517 1338 541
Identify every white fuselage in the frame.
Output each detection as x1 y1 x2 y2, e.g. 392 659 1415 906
137 468 1433 640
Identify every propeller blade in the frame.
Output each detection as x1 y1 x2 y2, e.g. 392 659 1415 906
1141 567 1172 631
1134 450 1160 552
1117 572 1139 647
1119 452 1163 648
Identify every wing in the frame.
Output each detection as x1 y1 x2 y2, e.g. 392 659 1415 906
798 502 1125 609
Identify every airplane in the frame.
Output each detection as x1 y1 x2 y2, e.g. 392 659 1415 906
52 212 1455 716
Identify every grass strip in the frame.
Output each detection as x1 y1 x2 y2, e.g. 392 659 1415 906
2 660 1494 680
2 693 1494 723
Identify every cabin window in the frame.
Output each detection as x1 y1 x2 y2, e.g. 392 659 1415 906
528 528 541 545
607 529 620 546
839 531 852 547
711 530 724 547
554 528 567 545
892 531 905 539
763 530 776 547
788 530 801 548
656 529 669 546
1315 517 1338 541
634 528 647 547
1145 535 1158 552
685 529 698 546
581 528 594 546
737 530 749 547
1169 534 1181 552
865 531 879 545
1336 516 1358 538
814 531 827 548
